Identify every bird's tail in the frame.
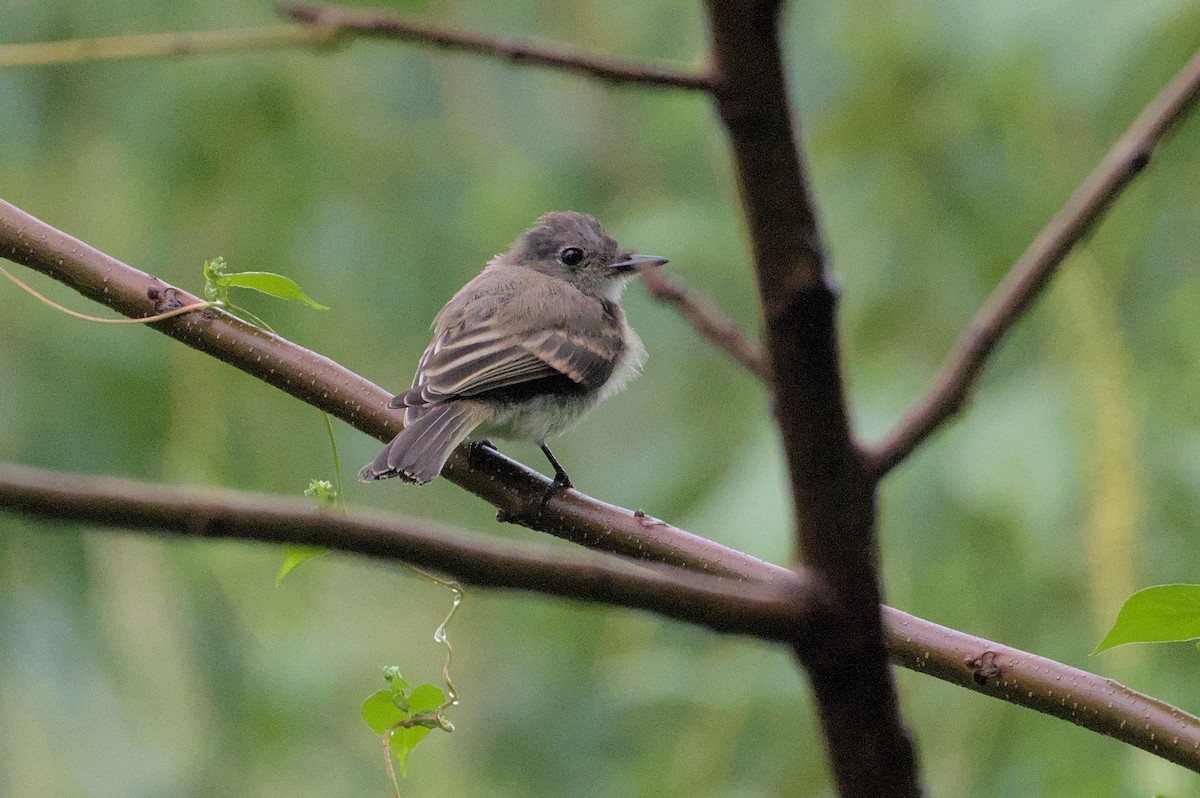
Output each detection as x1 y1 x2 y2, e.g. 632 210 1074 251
358 403 484 484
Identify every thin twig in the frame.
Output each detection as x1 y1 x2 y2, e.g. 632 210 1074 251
277 2 713 91
0 462 820 641
0 6 711 93
639 269 769 382
869 47 1200 478
0 24 335 67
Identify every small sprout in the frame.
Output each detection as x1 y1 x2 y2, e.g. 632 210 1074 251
383 666 412 693
202 256 231 304
203 255 328 310
304 478 338 509
274 479 339 586
362 668 450 782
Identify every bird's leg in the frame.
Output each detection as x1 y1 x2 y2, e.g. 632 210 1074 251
538 442 573 509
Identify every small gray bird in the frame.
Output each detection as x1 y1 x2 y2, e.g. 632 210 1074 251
359 211 667 494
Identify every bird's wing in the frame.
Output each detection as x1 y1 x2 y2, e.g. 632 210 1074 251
390 322 622 408
521 328 621 389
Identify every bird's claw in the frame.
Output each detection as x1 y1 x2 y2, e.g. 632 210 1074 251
539 472 572 511
468 438 497 468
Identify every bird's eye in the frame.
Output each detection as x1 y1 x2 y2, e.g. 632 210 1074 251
559 247 585 266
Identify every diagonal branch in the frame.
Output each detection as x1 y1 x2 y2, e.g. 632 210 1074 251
0 197 765 578
869 47 1200 478
703 1 917 795
881 605 1200 774
638 269 769 382
7 464 1200 776
0 462 821 641
277 2 713 91
3 198 1200 775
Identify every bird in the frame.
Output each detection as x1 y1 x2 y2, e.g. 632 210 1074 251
359 211 667 499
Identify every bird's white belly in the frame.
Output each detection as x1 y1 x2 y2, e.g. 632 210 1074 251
477 393 599 443
473 325 644 443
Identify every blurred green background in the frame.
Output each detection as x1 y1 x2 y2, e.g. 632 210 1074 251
3 0 1200 795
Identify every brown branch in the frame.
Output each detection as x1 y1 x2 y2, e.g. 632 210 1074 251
7 465 1200 778
882 606 1200 774
277 2 713 91
0 463 821 641
703 2 918 794
638 269 769 382
0 196 768 577
869 47 1200 477
3 199 1200 776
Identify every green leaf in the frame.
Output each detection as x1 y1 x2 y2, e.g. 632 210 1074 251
361 690 407 735
406 684 446 715
275 545 328 586
391 724 432 777
216 271 328 310
379 683 447 777
1094 584 1200 654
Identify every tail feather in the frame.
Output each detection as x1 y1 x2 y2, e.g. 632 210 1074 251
359 404 483 484
389 405 463 473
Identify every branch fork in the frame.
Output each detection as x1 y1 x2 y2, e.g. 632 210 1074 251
4 5 1200 795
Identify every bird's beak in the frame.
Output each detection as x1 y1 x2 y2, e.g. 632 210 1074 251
609 254 669 273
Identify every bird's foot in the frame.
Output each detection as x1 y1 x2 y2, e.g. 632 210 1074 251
468 438 497 469
491 442 574 522
538 470 573 512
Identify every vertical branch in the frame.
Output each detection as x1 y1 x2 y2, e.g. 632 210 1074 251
703 1 919 795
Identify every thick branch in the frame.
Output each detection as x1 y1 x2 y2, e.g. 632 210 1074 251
0 197 775 580
639 269 769 382
277 2 712 91
0 463 820 641
6 198 1200 776
6 464 1199 775
704 2 917 794
883 606 1200 773
870 47 1200 477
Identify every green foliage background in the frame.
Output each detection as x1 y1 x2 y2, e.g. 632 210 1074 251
3 0 1200 795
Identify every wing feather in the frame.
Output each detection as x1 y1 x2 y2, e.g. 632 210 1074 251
390 319 623 409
